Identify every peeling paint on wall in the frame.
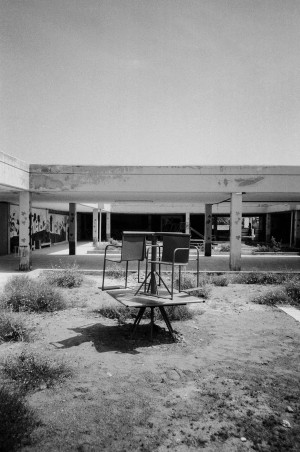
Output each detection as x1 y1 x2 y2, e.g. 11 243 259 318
234 176 264 186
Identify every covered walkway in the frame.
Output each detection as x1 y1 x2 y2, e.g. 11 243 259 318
0 241 299 275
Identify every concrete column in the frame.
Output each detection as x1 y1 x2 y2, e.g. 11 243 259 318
213 215 218 241
289 211 294 248
69 203 77 255
293 210 300 247
93 208 98 245
204 204 213 256
229 193 242 271
106 212 111 241
185 212 190 234
265 213 271 243
148 214 152 232
19 191 32 271
98 209 102 242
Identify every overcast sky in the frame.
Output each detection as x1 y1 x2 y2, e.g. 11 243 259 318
1 0 300 166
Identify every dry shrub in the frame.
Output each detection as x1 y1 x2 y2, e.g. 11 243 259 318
43 263 83 288
1 275 66 312
3 349 72 392
0 312 34 343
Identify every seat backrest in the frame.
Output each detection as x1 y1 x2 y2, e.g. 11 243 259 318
121 233 146 261
161 233 190 263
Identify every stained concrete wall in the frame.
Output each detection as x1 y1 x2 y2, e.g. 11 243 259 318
29 165 300 197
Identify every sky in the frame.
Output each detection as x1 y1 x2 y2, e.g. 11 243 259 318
1 0 300 166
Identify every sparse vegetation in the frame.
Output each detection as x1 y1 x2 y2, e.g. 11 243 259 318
0 386 37 452
1 275 66 312
104 263 126 279
253 236 282 253
250 287 290 306
0 312 34 343
2 349 73 392
96 303 132 324
211 275 229 286
284 279 300 305
232 272 286 285
43 263 83 288
158 305 194 321
176 273 212 299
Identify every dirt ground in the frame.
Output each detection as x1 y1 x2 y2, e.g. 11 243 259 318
1 273 300 452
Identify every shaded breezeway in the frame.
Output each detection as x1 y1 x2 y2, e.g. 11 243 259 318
0 242 299 275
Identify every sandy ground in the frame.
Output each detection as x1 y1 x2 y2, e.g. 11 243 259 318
1 273 300 452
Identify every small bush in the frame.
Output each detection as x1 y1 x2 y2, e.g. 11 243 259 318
43 263 83 288
284 280 300 305
158 305 194 321
211 275 229 286
97 304 132 324
2 349 72 392
175 273 197 290
0 312 34 343
0 386 37 451
188 285 211 299
232 272 286 285
1 275 66 312
250 288 289 306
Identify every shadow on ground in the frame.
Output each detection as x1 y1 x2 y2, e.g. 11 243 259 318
50 321 176 354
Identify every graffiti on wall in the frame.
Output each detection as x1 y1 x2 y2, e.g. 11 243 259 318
9 206 68 246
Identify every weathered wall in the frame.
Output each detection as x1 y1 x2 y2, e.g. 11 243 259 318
29 165 300 196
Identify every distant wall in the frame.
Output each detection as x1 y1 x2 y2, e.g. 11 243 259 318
9 205 68 251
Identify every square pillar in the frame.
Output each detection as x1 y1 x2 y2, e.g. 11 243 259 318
265 213 271 243
93 208 98 245
19 191 32 271
106 212 111 241
99 209 102 243
185 212 190 234
213 215 218 241
204 204 212 256
229 193 242 271
293 210 300 247
69 203 77 255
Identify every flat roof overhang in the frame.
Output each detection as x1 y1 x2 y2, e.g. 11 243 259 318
1 155 300 214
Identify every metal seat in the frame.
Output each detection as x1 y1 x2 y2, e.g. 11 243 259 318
140 233 199 300
102 232 146 290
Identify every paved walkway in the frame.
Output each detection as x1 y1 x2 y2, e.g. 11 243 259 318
1 241 299 275
1 242 299 323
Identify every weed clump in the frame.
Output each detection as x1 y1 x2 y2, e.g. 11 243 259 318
284 279 300 305
211 275 229 286
97 304 132 324
3 349 72 392
250 288 289 306
43 263 83 288
232 272 286 285
0 386 37 452
176 273 211 299
158 305 194 321
1 275 66 312
0 312 34 343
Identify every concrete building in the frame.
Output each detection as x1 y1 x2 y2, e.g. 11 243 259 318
1 151 300 271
